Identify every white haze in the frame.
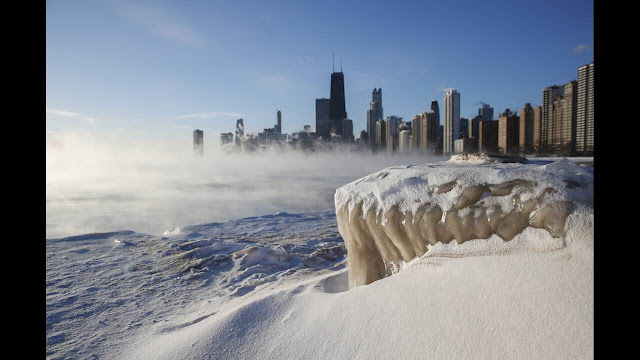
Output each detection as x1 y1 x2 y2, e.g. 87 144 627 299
46 132 448 239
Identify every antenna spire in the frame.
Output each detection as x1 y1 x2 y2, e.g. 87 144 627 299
340 56 342 72
332 52 335 73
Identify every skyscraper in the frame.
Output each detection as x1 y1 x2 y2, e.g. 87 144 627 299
386 116 402 153
498 109 519 154
469 115 481 139
551 95 565 155
193 129 203 155
329 71 347 136
399 129 411 154
220 132 233 147
359 130 368 144
562 81 578 156
541 85 565 154
276 110 282 135
430 100 440 125
342 119 354 142
460 118 469 139
443 89 460 154
479 120 498 154
411 114 421 151
533 106 542 154
478 103 494 121
315 98 331 140
576 62 594 155
422 111 439 152
376 119 386 148
367 88 383 148
519 103 534 154
235 119 244 147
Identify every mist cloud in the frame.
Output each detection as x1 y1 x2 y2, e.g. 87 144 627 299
46 132 448 238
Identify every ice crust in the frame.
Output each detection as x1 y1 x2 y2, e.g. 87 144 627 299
335 157 593 289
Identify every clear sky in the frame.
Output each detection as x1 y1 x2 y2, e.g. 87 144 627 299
46 0 594 141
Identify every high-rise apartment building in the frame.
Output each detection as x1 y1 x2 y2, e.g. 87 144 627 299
533 106 542 154
399 129 411 154
479 103 494 121
498 109 519 154
551 96 565 155
359 130 368 144
367 88 383 148
469 115 481 140
315 98 331 140
386 116 402 153
411 114 422 151
562 81 578 156
193 129 204 155
376 119 386 148
479 120 498 154
519 103 534 154
220 132 234 147
431 100 440 124
329 71 347 137
235 119 244 146
443 89 461 154
342 119 354 142
576 62 594 155
541 85 565 154
276 110 282 134
258 128 277 145
460 118 469 139
422 111 439 152
498 110 520 155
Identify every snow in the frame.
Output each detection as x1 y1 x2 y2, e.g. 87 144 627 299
334 157 593 288
335 157 592 219
46 158 593 360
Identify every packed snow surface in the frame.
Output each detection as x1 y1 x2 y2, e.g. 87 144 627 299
46 158 593 360
335 157 593 288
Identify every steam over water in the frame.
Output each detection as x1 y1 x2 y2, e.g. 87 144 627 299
46 132 447 238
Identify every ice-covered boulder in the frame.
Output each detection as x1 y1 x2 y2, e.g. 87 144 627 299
335 156 593 289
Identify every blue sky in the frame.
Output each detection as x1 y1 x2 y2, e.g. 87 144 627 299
46 0 593 141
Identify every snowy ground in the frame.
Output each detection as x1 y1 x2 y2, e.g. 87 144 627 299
46 211 345 359
46 159 593 360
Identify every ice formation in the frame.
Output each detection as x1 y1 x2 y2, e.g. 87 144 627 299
335 156 593 289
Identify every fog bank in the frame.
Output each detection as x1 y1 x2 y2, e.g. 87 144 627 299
46 132 447 238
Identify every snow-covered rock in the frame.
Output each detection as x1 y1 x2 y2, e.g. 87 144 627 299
335 156 593 289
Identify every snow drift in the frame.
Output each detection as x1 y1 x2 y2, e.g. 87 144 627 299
335 156 593 289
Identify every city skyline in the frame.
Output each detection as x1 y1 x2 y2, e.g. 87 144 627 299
46 0 593 142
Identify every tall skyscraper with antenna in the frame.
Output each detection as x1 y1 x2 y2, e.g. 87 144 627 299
329 53 347 138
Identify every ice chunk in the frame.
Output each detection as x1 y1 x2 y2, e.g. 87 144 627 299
335 157 593 289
